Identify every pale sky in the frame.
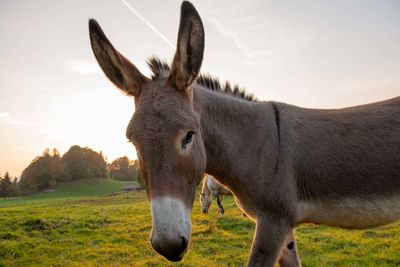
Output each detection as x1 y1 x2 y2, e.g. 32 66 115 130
1 0 399 177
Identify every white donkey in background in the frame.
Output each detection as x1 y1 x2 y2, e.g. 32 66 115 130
200 174 231 214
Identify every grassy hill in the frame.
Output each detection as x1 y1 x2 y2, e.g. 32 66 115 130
0 190 399 266
0 179 138 208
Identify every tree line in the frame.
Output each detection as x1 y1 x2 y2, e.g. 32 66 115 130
0 145 143 198
0 172 18 198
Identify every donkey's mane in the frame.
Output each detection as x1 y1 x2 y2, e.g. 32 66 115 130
147 57 256 102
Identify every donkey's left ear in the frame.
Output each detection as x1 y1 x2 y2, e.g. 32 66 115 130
89 19 149 97
170 1 205 92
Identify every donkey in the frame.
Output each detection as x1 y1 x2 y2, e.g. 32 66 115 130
89 1 400 266
200 174 301 266
278 231 301 267
200 174 231 214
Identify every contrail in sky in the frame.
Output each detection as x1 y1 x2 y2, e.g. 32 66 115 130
120 0 175 49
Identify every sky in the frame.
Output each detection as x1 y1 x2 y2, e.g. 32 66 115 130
0 0 399 177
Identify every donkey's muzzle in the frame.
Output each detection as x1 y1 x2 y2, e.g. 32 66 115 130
151 236 188 262
150 197 192 261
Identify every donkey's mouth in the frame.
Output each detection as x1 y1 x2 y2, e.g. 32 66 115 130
164 253 185 262
150 236 188 262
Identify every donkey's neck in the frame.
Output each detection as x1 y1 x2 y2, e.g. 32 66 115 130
201 176 211 195
194 86 279 192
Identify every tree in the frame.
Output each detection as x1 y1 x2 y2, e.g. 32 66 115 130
19 149 67 193
62 145 108 180
43 148 50 156
53 148 60 157
109 156 137 181
10 177 19 197
0 172 12 198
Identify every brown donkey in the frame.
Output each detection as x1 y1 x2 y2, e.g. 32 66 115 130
89 1 400 266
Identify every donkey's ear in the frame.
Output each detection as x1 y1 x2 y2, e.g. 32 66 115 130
89 19 149 96
169 1 204 91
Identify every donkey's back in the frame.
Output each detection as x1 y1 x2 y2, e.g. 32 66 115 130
206 175 231 196
281 97 400 228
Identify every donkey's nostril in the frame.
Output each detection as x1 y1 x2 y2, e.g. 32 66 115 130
287 241 295 250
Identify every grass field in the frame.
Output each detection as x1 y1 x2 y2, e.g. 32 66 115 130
1 183 399 266
0 179 137 208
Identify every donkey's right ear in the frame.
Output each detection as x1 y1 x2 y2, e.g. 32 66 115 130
89 19 149 96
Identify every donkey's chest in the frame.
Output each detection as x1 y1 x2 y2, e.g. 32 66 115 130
297 195 400 229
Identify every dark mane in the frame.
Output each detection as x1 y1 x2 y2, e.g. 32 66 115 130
147 57 256 102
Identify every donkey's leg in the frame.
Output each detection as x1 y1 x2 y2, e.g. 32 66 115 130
278 230 302 267
247 217 291 267
216 196 225 214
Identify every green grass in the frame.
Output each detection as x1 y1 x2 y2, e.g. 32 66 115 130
0 179 138 208
0 191 399 266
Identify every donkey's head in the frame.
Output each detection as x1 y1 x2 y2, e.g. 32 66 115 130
89 1 206 262
199 192 212 213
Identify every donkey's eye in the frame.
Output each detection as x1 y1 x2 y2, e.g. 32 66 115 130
182 131 195 148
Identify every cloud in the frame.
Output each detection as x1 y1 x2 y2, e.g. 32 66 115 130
120 0 175 50
65 60 102 74
0 112 35 126
193 0 310 69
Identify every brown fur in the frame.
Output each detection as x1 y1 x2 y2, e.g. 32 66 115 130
200 175 301 267
89 1 400 266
